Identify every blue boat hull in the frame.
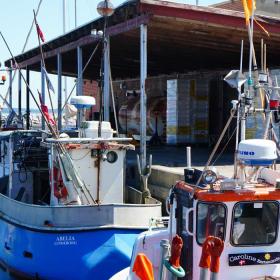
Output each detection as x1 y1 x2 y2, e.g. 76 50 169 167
0 219 140 280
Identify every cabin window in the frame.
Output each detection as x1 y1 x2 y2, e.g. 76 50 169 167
196 202 226 245
232 201 279 246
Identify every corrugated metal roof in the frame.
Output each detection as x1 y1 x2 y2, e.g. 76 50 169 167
213 0 243 12
5 0 280 79
213 0 280 18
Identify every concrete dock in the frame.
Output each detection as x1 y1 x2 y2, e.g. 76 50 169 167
127 145 235 203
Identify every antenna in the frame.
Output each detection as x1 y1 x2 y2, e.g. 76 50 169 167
74 0 77 28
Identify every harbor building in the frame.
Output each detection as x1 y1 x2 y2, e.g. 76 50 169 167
5 0 280 145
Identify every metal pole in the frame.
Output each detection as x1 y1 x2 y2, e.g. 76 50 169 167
63 0 66 34
8 134 13 198
57 53 62 131
77 47 83 96
41 60 45 130
234 40 243 178
26 69 30 130
158 239 170 280
140 24 147 172
9 68 12 110
77 46 83 126
74 0 77 28
18 72 22 120
1 140 5 176
186 146 191 168
248 13 254 84
261 39 264 71
103 36 110 121
63 0 68 107
240 114 246 141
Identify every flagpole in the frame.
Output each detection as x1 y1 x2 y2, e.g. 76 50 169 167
33 10 58 132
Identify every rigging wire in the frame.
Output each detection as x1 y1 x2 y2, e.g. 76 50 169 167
211 126 237 167
195 108 236 187
61 41 101 111
1 0 44 109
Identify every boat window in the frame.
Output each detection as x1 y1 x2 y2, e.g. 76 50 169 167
196 202 226 245
232 202 279 246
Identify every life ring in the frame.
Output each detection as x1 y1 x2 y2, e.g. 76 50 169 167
164 259 185 278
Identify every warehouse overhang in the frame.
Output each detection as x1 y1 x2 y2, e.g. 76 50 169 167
5 0 280 79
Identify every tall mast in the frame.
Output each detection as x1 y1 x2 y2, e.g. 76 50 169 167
63 0 67 105
74 0 77 28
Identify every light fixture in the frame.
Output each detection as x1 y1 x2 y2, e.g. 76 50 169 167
97 0 115 17
202 169 218 185
106 151 118 163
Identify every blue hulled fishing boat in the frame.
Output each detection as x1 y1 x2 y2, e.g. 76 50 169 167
0 0 161 278
0 115 161 280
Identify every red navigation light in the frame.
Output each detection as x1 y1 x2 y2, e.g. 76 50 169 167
270 99 279 110
1 75 6 82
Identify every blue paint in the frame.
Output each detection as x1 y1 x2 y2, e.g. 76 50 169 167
242 159 273 166
0 219 141 280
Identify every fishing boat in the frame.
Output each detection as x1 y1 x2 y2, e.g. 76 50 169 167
110 18 280 280
0 97 161 280
111 88 280 280
0 1 162 278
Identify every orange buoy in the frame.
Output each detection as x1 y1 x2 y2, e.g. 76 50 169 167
132 253 154 280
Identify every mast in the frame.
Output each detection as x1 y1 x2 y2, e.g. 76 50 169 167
74 0 77 28
63 0 67 107
96 0 115 124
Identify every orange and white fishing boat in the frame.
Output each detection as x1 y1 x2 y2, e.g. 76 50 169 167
111 21 280 280
111 135 280 280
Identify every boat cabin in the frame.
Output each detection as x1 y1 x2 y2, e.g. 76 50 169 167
174 180 280 280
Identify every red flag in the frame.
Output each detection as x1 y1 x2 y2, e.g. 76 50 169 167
41 104 56 125
38 92 55 125
36 23 45 43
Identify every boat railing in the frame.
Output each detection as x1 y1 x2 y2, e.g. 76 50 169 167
149 216 169 230
45 137 133 144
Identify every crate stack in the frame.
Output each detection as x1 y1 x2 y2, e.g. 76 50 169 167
192 79 209 143
166 78 209 144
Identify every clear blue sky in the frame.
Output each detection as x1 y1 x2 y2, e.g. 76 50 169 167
0 0 221 110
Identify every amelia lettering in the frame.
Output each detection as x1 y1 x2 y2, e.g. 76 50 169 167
54 235 77 246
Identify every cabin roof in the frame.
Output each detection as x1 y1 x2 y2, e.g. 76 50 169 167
5 0 280 79
175 181 280 202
